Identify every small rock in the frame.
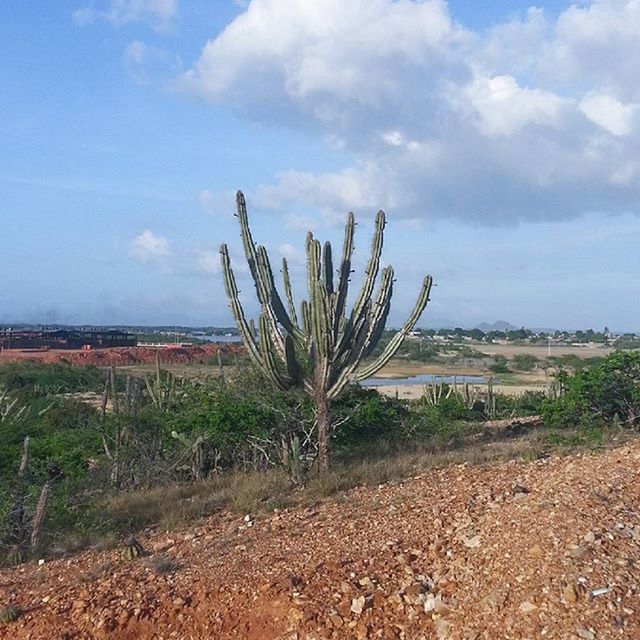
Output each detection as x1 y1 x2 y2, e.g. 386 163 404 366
568 546 588 560
583 531 596 543
563 584 578 605
463 535 481 549
351 596 365 615
330 614 343 628
434 617 452 639
576 627 595 640
519 601 537 614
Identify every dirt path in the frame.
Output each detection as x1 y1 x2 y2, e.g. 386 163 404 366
2 441 640 639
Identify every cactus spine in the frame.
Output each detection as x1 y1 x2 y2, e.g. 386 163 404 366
221 191 432 471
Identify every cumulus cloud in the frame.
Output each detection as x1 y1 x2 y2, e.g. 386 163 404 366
179 0 640 224
131 230 170 262
579 93 638 137
453 75 571 137
74 0 177 32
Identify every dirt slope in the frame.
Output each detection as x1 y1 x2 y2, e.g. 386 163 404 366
0 344 243 367
2 443 640 640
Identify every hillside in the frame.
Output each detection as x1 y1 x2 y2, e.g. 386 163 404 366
2 441 640 639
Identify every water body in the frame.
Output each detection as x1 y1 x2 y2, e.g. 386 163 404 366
362 374 487 387
187 334 242 344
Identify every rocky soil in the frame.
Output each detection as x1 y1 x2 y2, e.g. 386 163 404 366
2 442 640 639
0 344 243 367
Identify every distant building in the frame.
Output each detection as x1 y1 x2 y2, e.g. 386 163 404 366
0 329 137 350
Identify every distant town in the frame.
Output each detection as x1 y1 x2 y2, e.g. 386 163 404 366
1 322 638 351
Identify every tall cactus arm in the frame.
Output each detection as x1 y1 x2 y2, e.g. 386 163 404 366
284 335 303 385
333 212 355 334
236 192 292 343
322 241 334 295
300 299 312 337
311 280 332 358
354 275 433 381
258 314 294 391
306 233 322 301
361 266 394 358
236 191 270 304
348 210 385 327
220 244 263 364
256 245 300 340
281 258 300 331
253 246 288 357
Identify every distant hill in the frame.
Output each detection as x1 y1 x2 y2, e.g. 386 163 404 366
474 320 520 332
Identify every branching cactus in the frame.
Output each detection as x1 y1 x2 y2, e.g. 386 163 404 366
220 191 432 471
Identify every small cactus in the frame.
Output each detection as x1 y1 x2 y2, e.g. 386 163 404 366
4 545 26 567
0 604 21 624
121 537 145 561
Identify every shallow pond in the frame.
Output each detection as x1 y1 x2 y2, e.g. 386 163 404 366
362 374 488 387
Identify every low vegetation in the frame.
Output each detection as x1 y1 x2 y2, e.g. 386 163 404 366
0 349 637 566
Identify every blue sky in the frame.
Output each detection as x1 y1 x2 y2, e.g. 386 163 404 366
1 1 639 331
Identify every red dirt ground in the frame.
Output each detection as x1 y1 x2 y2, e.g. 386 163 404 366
2 442 640 639
0 344 244 367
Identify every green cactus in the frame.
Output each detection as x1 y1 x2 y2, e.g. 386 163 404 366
0 605 21 624
121 537 145 561
220 191 432 471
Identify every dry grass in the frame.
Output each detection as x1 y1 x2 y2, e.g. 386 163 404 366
144 554 181 575
105 481 228 532
98 428 562 536
90 423 637 544
73 560 113 585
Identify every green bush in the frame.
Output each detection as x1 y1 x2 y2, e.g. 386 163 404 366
542 351 640 428
0 362 106 395
489 355 510 374
512 353 539 371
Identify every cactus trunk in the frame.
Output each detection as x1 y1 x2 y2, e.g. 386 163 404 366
315 391 331 473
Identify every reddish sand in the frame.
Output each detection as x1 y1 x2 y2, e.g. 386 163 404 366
0 344 244 367
2 442 640 639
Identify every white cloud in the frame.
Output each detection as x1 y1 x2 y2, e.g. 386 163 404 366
454 75 570 137
180 0 640 224
579 93 637 137
74 0 177 32
131 230 169 262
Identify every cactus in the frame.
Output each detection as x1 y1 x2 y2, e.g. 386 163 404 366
121 536 145 560
4 545 26 567
30 482 51 553
0 605 21 624
171 431 207 481
220 191 432 471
